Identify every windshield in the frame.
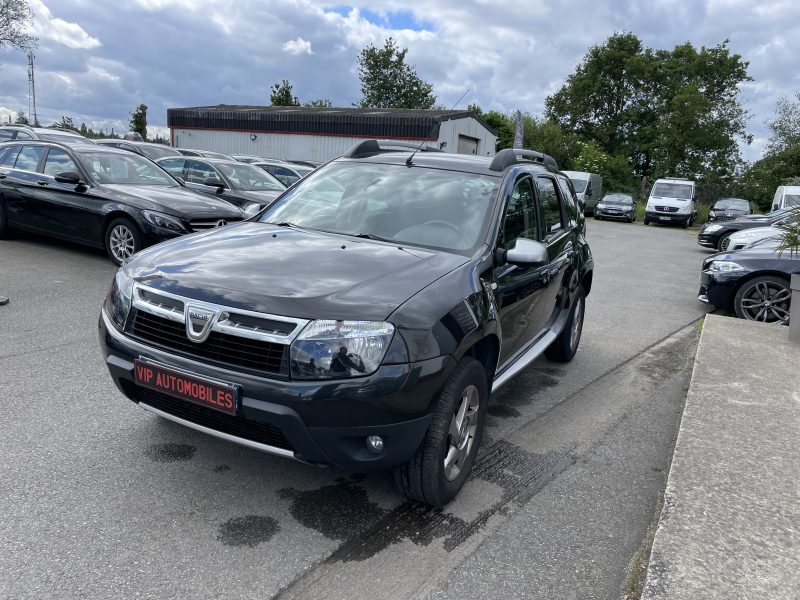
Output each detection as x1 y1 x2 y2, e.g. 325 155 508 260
569 178 587 193
80 152 177 186
139 145 182 160
651 182 693 199
217 163 285 191
260 161 500 253
601 194 633 204
713 198 749 210
785 194 800 207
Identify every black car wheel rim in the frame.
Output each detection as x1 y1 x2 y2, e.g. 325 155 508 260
739 281 791 324
443 384 479 482
110 224 136 262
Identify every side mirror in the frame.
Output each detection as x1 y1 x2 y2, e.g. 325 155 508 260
203 177 225 190
506 238 547 266
585 188 592 197
55 171 82 185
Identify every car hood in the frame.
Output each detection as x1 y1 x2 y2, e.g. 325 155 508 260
101 185 242 218
729 226 780 240
126 223 468 321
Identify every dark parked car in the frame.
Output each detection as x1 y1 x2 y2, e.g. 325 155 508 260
707 197 752 222
594 193 636 222
95 139 183 161
175 148 234 160
697 207 800 251
0 123 94 145
251 159 314 186
99 142 593 506
156 156 286 212
698 247 797 324
0 141 242 264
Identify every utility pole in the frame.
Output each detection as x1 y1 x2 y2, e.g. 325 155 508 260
27 52 39 126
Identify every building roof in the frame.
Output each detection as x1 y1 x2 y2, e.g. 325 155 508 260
167 105 496 141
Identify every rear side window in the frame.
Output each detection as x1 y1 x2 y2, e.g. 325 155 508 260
16 130 34 140
0 130 15 141
536 177 564 237
43 148 79 177
14 145 45 171
0 145 21 166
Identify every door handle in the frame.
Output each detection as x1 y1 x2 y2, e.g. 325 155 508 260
37 180 49 186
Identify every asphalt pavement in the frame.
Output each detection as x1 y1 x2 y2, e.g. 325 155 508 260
0 220 712 599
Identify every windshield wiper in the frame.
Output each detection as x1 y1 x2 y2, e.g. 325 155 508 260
353 233 395 243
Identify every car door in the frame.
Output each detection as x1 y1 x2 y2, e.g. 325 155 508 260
535 175 574 329
2 144 48 231
32 146 91 240
493 175 551 364
0 145 31 226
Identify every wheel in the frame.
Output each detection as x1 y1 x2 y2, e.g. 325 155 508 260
718 232 732 252
643 218 650 226
0 203 7 239
733 276 791 325
394 357 488 506
105 217 142 266
630 215 635 223
593 215 599 220
545 285 585 362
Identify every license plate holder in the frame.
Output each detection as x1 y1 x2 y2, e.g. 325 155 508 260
134 358 240 415
659 216 670 221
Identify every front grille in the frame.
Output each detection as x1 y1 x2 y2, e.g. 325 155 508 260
714 214 739 221
655 206 680 213
190 218 242 231
137 387 294 451
128 310 289 376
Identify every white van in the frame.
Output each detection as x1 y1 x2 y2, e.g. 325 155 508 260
771 185 800 211
562 171 602 214
644 177 697 227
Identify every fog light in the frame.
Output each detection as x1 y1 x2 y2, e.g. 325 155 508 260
366 435 384 454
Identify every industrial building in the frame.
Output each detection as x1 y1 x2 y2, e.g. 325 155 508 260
166 105 498 162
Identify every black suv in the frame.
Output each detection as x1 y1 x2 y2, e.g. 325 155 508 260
0 141 243 264
99 142 594 505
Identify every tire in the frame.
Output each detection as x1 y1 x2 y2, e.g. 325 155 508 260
593 215 599 220
394 357 488 506
643 218 650 226
0 203 7 239
733 276 791 325
104 217 142 266
717 232 732 252
545 285 586 363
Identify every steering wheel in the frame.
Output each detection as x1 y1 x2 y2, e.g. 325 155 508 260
422 220 461 236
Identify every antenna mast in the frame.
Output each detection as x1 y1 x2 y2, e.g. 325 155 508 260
27 52 39 126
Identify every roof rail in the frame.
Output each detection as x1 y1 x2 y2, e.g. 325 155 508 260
1 123 34 130
343 139 443 159
489 148 559 172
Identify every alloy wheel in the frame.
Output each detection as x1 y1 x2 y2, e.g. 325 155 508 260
110 224 136 263
443 384 480 482
570 295 585 351
738 280 791 324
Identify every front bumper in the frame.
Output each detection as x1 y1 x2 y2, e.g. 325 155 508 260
646 211 691 225
697 269 739 309
697 230 723 248
595 207 634 220
99 310 451 471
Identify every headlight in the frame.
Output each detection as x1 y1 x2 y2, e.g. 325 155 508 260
703 224 723 233
708 261 744 273
646 203 654 211
290 320 395 380
103 269 134 330
677 204 691 214
596 203 606 209
142 210 185 232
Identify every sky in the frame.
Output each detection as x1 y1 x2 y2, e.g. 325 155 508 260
0 0 798 161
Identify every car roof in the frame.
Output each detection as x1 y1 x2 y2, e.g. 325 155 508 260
156 156 243 167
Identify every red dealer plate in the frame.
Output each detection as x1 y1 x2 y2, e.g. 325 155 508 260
134 358 239 416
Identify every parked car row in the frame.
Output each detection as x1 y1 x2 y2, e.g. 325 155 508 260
697 206 799 325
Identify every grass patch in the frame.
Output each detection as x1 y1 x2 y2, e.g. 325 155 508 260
635 203 646 221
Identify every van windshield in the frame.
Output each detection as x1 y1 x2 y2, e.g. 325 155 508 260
569 179 587 193
652 182 692 200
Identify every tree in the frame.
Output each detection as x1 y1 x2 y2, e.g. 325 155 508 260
303 98 332 108
546 33 751 181
355 37 436 109
129 104 148 141
14 110 28 124
0 0 37 55
270 80 299 106
766 90 800 153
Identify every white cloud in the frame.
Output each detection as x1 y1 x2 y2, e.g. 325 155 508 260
282 37 314 55
28 0 101 49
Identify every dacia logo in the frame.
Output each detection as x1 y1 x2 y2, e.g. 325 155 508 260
185 304 217 343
